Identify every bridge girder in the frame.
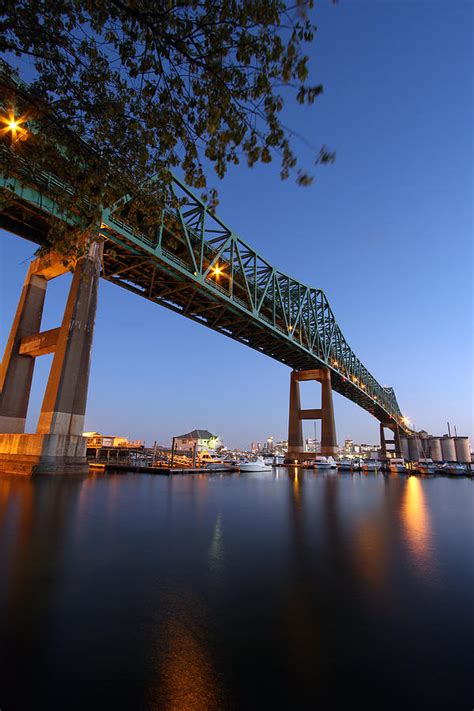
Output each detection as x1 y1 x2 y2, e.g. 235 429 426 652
0 71 413 434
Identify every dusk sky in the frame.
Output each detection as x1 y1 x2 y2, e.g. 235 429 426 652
0 0 472 449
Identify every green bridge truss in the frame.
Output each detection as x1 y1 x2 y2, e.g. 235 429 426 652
0 64 410 434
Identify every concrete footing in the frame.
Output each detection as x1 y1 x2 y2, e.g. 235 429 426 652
0 433 88 476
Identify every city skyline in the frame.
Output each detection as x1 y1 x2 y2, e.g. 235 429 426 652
0 1 472 449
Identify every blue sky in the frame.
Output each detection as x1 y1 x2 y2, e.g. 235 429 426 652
0 0 472 449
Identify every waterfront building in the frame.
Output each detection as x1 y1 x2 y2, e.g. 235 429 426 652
274 440 288 455
83 432 144 449
359 443 381 459
304 437 321 453
83 432 145 462
343 439 354 455
174 429 220 452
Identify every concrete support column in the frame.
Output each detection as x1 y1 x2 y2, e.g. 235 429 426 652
37 239 103 436
380 422 402 459
380 423 387 459
408 437 421 462
319 368 338 456
287 371 304 457
286 366 338 461
0 264 47 433
393 425 402 458
0 243 101 476
401 437 410 460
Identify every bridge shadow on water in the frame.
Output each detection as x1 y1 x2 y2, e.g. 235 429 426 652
0 470 472 710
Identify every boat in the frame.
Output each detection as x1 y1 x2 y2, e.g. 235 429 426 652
362 459 382 472
437 462 467 476
416 458 436 475
389 457 407 474
222 457 240 469
312 456 332 470
337 459 353 470
200 450 225 469
238 456 272 472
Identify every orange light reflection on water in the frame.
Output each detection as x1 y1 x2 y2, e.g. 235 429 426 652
353 519 388 592
402 476 436 573
160 621 218 711
148 599 222 711
291 467 300 505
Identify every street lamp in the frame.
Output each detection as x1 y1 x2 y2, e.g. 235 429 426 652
0 111 28 142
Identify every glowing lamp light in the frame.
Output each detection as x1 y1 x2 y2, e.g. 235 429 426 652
211 263 223 278
288 325 293 332
333 360 338 367
1 111 28 142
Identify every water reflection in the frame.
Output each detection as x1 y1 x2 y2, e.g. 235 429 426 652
148 593 222 711
0 477 84 708
208 512 225 580
351 476 400 594
353 518 388 591
283 469 354 693
0 471 471 710
401 475 436 574
290 467 300 505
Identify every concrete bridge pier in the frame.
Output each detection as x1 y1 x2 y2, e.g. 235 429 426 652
286 367 338 463
0 261 48 434
0 238 102 476
380 422 402 459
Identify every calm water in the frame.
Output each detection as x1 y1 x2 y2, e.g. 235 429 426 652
0 470 472 710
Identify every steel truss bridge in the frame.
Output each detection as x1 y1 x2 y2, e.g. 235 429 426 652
0 66 411 435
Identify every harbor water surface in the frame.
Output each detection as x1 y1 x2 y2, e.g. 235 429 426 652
0 470 472 710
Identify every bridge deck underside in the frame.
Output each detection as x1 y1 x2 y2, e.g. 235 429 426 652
99 228 393 425
0 60 414 437
0 185 404 431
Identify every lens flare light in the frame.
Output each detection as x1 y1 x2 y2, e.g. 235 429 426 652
0 111 28 142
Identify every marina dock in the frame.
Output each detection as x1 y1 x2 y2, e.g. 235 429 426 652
88 462 240 475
